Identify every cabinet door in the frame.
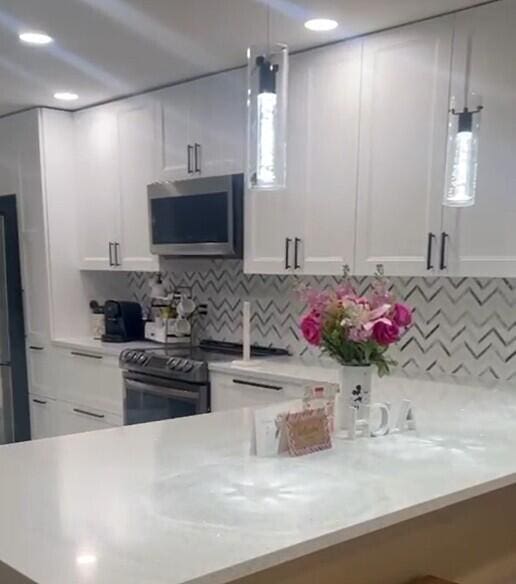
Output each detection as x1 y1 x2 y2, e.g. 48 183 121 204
117 98 159 272
443 1 516 277
55 400 122 436
244 60 304 275
75 106 120 270
355 17 453 276
29 395 58 439
26 344 56 399
159 83 193 180
295 42 362 275
195 70 246 177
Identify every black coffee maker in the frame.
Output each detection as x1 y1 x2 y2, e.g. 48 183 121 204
102 301 144 343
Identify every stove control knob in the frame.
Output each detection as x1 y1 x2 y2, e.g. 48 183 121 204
167 358 178 369
184 363 194 373
132 353 141 363
138 354 147 364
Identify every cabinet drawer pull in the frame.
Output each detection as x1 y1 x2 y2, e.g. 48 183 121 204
285 238 292 270
194 143 201 173
294 237 302 270
29 346 44 351
426 232 436 270
32 398 47 405
73 408 105 419
440 232 449 270
187 145 194 174
233 379 283 391
70 351 103 360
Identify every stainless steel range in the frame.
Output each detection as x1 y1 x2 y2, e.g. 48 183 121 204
120 340 289 426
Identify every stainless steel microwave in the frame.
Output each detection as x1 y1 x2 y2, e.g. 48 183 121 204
147 174 243 257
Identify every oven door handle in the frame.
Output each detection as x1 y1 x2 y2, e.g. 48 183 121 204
125 378 200 402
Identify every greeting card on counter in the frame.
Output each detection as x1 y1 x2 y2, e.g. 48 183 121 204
253 400 302 457
285 408 332 457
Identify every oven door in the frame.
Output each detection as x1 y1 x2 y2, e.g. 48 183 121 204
148 175 240 257
123 372 209 426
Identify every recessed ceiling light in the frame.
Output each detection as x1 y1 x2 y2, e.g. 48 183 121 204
54 92 79 101
19 31 54 45
304 19 339 32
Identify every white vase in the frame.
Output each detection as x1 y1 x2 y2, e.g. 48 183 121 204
336 365 372 431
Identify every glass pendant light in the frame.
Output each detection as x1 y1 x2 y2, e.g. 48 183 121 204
443 94 483 208
247 6 288 191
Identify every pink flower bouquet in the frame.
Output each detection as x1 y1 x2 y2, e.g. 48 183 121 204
300 282 413 376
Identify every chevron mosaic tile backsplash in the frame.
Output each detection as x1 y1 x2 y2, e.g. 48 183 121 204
126 261 516 383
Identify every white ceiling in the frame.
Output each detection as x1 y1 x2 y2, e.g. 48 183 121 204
0 0 490 116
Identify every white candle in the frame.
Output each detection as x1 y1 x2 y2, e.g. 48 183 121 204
243 301 251 362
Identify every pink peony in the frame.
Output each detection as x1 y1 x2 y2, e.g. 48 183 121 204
372 320 400 346
301 312 322 346
391 303 413 328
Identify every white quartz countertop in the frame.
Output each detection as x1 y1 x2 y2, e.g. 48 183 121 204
2 375 516 584
53 337 159 357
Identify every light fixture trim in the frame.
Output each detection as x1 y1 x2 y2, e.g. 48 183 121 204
19 31 54 45
304 18 339 32
54 92 79 101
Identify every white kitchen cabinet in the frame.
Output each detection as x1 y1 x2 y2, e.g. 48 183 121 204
54 400 122 436
245 42 362 275
75 99 158 271
54 349 124 417
442 0 516 277
75 105 120 270
117 98 160 271
26 344 56 399
29 394 59 440
355 17 454 276
211 371 304 412
159 69 246 181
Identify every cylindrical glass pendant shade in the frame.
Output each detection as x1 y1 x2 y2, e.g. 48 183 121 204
247 44 288 191
443 95 482 208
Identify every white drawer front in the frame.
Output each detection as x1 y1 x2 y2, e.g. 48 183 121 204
55 400 122 436
55 349 123 416
29 394 59 440
211 372 304 412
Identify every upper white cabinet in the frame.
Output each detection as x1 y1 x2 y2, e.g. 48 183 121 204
75 98 159 271
442 0 516 277
355 17 454 276
159 69 246 181
75 105 121 270
117 98 160 271
245 41 362 275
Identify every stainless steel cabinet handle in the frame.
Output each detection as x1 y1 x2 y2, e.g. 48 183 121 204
427 232 436 270
32 398 47 405
114 242 121 267
108 242 115 267
285 238 292 270
232 379 283 391
440 232 449 270
73 408 105 419
294 237 302 270
70 351 103 360
187 145 194 173
29 346 44 351
194 143 201 173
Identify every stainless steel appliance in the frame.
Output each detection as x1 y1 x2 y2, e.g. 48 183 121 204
120 341 289 426
147 174 244 257
0 195 29 444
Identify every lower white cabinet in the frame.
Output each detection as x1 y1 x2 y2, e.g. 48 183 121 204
29 394 59 440
54 401 122 436
211 371 304 412
29 346 125 440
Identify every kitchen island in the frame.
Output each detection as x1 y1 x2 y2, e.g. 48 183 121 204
2 374 516 584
